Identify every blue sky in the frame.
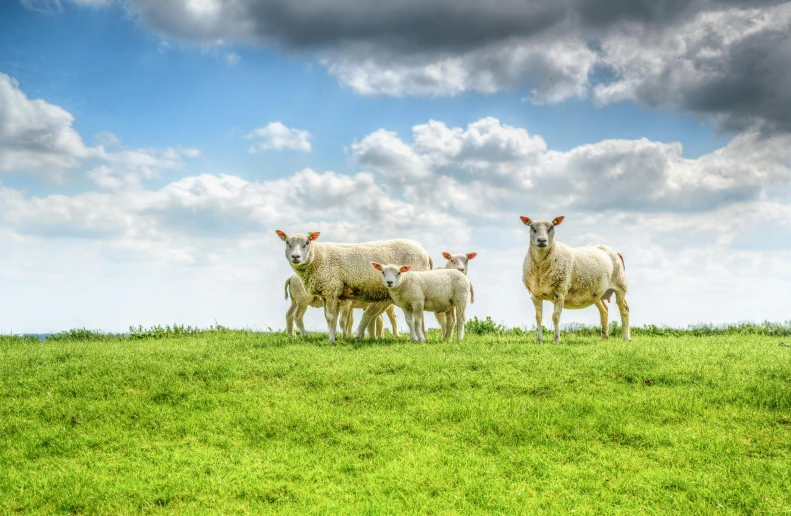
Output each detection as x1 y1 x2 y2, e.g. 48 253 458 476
1 0 790 333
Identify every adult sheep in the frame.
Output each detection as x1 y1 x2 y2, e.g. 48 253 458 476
520 216 630 343
276 231 432 343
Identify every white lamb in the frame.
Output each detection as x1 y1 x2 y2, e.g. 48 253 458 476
520 216 630 343
276 231 432 343
284 275 398 338
435 251 477 334
284 274 323 338
372 263 474 342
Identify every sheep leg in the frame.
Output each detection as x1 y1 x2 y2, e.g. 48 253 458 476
532 295 544 343
356 302 388 339
615 289 631 342
455 302 466 341
385 305 400 338
375 314 384 338
552 294 564 343
443 309 456 340
413 308 426 343
595 299 609 339
366 316 377 338
435 311 447 338
403 309 418 342
286 299 298 338
340 302 354 339
323 298 341 344
294 302 310 338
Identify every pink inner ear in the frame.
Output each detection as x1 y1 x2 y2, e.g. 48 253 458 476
309 231 320 241
275 230 287 240
442 252 451 259
467 252 477 259
520 216 531 225
372 262 382 271
400 266 411 273
553 216 565 225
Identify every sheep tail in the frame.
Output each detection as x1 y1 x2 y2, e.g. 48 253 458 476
284 277 291 301
617 252 625 269
470 282 475 304
428 255 434 270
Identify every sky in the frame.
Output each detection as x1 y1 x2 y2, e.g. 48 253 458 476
1 0 790 334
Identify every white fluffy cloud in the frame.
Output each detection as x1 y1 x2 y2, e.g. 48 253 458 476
0 73 90 177
245 122 312 152
322 38 597 102
353 117 791 215
0 73 200 185
87 145 201 190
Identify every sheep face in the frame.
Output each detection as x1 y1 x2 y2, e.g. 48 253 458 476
276 230 320 266
372 263 411 288
442 252 477 274
520 216 564 248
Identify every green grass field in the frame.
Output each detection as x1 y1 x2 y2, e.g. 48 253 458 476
2 328 791 514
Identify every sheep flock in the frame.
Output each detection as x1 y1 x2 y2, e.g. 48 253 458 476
276 215 630 343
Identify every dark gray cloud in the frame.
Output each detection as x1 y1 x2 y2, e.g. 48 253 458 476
120 0 791 132
596 4 791 133
20 0 791 132
126 0 781 49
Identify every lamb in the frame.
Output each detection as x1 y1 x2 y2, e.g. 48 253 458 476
435 251 477 334
276 231 432 343
372 263 474 342
284 274 322 338
284 274 398 338
520 216 630 343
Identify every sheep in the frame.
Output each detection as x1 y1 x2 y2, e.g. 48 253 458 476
435 251 477 334
284 274 323 338
520 216 630 343
276 231 432 343
372 263 474 342
284 274 397 338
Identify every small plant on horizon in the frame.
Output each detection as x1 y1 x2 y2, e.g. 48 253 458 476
465 316 506 335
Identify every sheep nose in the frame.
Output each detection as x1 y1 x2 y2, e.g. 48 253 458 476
291 254 300 261
537 238 548 245
386 281 393 287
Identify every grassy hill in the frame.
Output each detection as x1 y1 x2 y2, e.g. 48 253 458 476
1 328 790 514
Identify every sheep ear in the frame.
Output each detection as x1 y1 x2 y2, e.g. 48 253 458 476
307 231 320 241
400 266 411 273
552 216 564 226
467 252 477 260
442 252 452 260
520 216 532 226
371 262 382 271
275 230 287 241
